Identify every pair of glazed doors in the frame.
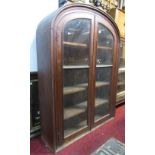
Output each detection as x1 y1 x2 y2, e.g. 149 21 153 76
53 8 119 142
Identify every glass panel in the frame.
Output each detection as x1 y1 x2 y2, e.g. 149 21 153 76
95 23 114 122
96 24 114 66
63 19 91 137
117 40 125 101
63 18 90 66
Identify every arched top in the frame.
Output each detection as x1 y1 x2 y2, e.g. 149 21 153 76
51 3 120 39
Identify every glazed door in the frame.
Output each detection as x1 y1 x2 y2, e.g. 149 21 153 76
63 18 92 138
55 11 118 145
116 38 125 104
92 16 118 127
55 11 95 144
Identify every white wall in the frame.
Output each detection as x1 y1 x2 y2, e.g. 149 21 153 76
0 1 58 155
30 1 58 71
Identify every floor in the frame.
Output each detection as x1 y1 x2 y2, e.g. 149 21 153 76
30 105 125 155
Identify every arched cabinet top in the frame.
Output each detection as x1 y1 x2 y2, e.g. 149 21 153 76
50 3 120 39
37 4 120 46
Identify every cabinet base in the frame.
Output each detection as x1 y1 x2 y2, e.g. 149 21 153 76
42 116 114 153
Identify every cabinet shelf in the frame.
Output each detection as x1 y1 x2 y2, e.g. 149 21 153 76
96 64 113 68
63 42 112 50
117 91 125 96
117 91 125 101
77 81 110 88
64 98 108 137
64 81 110 95
95 98 109 106
64 98 108 120
117 81 125 86
63 41 87 48
63 65 89 69
64 120 87 137
67 28 89 35
63 87 86 95
97 45 112 50
119 67 125 73
64 101 86 120
95 81 110 87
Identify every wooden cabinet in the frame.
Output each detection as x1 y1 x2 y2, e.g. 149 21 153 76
116 38 125 105
36 3 120 152
108 8 125 105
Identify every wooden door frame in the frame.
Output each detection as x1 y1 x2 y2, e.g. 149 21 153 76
92 14 120 128
54 9 95 146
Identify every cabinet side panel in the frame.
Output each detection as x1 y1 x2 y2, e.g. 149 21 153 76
36 14 56 151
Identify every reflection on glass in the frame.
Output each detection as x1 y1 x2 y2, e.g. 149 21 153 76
63 19 91 137
63 18 90 66
94 23 114 122
96 24 114 66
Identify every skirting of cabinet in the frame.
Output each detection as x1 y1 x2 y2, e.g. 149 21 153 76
46 116 114 153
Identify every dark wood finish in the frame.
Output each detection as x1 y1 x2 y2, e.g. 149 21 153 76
36 3 120 152
108 8 125 106
36 18 57 151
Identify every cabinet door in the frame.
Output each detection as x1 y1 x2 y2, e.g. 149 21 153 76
54 12 95 141
55 11 118 144
116 39 125 104
63 18 92 138
92 17 118 126
94 23 114 122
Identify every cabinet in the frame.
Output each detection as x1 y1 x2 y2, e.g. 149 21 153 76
116 38 125 105
108 8 125 105
36 3 120 152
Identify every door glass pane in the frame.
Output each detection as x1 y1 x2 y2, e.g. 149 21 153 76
95 23 114 122
63 18 90 66
63 18 91 137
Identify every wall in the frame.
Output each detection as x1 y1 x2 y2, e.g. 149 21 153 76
30 0 58 72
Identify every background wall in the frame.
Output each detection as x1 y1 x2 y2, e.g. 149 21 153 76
0 1 59 155
30 0 58 71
